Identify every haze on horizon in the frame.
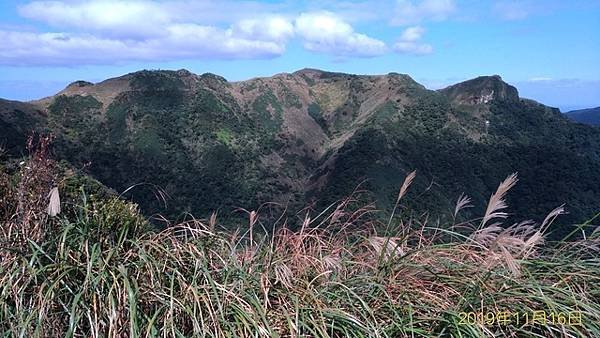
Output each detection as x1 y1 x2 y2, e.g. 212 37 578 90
0 0 599 112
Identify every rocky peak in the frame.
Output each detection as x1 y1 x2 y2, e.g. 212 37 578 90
53 80 96 98
175 69 193 77
200 72 228 83
439 75 519 105
66 80 94 89
293 68 323 76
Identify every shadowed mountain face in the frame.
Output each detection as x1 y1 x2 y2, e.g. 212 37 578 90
566 107 600 126
0 98 46 157
2 69 600 235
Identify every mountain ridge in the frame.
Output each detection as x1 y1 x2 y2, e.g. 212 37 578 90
2 69 599 236
565 106 600 126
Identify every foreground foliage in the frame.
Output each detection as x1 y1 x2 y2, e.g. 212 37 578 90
0 140 599 337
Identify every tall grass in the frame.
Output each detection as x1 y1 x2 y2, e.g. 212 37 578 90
0 138 599 337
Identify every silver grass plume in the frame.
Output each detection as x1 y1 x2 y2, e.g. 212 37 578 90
47 187 60 217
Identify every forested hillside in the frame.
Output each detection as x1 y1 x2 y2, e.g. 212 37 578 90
2 69 599 237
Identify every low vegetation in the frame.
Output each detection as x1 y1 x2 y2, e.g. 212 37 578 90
0 138 599 337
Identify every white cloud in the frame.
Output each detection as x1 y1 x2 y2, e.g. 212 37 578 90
18 0 171 39
393 25 432 55
399 25 425 42
0 26 286 66
394 41 433 54
528 77 553 82
392 0 456 25
17 0 288 31
233 16 295 43
2 1 390 65
295 11 386 57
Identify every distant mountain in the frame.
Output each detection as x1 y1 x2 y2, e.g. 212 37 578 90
2 69 599 236
565 107 600 126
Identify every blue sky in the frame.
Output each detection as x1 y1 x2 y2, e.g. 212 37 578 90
0 0 598 111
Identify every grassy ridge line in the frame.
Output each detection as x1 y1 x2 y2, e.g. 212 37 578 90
0 138 599 337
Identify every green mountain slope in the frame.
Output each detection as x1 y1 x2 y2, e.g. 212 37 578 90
1 69 599 235
565 106 600 126
0 98 46 157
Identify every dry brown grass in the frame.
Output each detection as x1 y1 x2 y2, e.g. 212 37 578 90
0 134 57 259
